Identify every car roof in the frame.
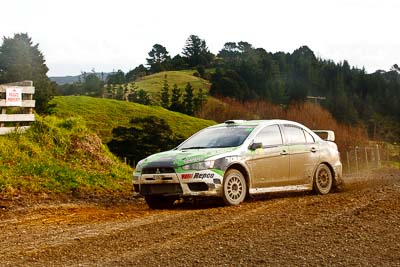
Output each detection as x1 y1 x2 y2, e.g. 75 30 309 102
209 119 305 128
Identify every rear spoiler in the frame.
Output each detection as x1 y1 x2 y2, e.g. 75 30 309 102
312 130 335 142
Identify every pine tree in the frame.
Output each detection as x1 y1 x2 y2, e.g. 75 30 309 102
183 82 194 115
194 88 207 114
170 84 183 112
116 85 124 100
146 44 171 73
160 75 170 108
137 89 151 105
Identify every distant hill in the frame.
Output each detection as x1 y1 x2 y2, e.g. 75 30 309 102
134 70 211 94
50 96 215 143
50 72 111 85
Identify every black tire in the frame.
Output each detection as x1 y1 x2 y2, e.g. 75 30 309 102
144 195 176 209
222 169 247 205
313 164 333 195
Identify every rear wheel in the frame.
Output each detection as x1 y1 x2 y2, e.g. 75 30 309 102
222 169 247 205
144 195 176 209
313 164 333 195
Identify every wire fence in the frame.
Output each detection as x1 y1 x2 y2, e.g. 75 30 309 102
343 143 400 174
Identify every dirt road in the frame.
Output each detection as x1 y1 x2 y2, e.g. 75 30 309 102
1 169 400 266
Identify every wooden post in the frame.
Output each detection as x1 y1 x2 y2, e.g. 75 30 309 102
375 144 381 168
355 147 359 173
0 107 6 127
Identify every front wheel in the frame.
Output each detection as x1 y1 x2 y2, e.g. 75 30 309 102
313 164 333 195
144 195 176 209
222 169 247 205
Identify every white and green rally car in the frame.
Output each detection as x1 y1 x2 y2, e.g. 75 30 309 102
133 120 343 209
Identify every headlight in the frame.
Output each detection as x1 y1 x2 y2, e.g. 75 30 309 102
182 160 215 170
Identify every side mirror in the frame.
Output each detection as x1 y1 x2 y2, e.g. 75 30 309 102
249 142 262 150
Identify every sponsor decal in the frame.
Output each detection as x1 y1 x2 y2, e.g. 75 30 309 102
181 173 194 179
194 173 215 179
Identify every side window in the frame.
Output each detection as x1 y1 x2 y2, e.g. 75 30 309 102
284 125 306 144
304 130 315 143
254 125 283 146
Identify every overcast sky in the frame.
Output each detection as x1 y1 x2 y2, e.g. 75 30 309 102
1 0 399 76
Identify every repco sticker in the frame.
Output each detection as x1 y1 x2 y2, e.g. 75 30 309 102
181 173 193 179
194 173 214 179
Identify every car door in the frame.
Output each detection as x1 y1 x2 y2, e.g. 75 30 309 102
283 124 320 185
248 124 290 188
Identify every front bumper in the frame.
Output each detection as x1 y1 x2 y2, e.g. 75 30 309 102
133 169 224 197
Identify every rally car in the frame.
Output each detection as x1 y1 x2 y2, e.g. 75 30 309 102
133 120 342 209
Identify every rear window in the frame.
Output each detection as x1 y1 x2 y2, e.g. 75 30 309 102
284 125 306 144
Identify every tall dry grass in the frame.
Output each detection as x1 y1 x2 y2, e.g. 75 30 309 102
197 97 368 152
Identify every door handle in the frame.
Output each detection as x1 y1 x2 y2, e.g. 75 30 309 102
280 150 288 155
310 147 317 153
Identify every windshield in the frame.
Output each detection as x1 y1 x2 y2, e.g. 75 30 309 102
178 126 255 150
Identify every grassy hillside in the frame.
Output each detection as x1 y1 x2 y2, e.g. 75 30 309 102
0 95 215 195
134 70 211 95
50 96 215 143
0 116 132 195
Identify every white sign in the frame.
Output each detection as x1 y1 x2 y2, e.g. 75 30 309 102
6 87 22 107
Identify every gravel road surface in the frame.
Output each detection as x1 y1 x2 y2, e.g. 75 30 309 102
1 168 399 266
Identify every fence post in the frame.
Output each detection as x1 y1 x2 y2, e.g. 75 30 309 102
375 144 381 168
0 106 5 127
346 151 351 174
355 147 359 173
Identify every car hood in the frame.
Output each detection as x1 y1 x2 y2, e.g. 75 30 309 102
139 147 237 169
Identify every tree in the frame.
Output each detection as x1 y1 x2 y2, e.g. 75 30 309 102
146 44 170 73
116 85 124 100
209 69 249 100
136 89 152 105
194 88 207 114
170 84 183 112
107 69 125 84
127 85 151 105
160 75 170 108
183 82 194 115
170 54 187 70
106 83 113 98
182 35 214 68
125 64 147 82
83 72 103 96
107 116 185 164
0 33 56 113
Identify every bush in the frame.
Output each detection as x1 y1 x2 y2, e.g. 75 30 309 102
107 116 185 164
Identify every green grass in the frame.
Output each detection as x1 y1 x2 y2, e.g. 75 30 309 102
134 70 211 95
50 96 215 143
0 115 132 195
0 70 217 195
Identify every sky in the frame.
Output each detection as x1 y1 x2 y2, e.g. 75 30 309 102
1 0 399 76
